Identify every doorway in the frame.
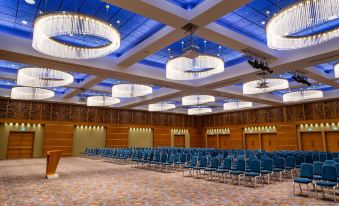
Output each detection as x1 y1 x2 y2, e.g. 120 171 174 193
301 132 324 151
261 133 277 151
174 135 185 147
245 134 260 150
7 132 34 159
219 134 231 149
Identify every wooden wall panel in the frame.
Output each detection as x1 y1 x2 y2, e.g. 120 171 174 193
153 128 170 147
43 124 73 157
245 134 260 150
207 135 218 148
301 132 324 151
106 126 128 148
276 125 298 150
230 127 243 149
261 133 277 152
190 129 204 148
325 131 339 152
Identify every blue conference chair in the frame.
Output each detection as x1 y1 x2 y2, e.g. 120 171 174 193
315 165 338 202
313 161 324 180
204 157 220 180
293 163 313 196
230 159 245 185
216 158 232 183
243 159 262 188
183 156 198 177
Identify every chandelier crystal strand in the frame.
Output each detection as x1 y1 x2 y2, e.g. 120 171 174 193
17 67 74 87
266 0 339 50
334 63 339 78
182 95 215 106
112 84 152 98
87 95 120 107
223 101 253 111
33 12 120 59
11 87 54 100
243 78 289 94
188 107 212 115
148 102 176 111
283 90 323 102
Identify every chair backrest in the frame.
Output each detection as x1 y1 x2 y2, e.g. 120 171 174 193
313 161 324 175
319 153 327 162
321 165 337 182
275 157 285 169
334 163 339 178
324 160 336 165
174 153 180 162
286 156 296 168
263 158 274 171
199 157 208 167
168 154 175 163
160 154 168 163
250 159 261 173
223 158 232 170
312 154 320 162
296 155 305 166
334 158 339 163
236 159 246 171
305 154 313 163
210 157 220 169
206 155 212 166
191 156 198 166
299 163 313 179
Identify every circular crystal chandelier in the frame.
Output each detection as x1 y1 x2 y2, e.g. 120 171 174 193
87 95 120 107
334 62 339 78
266 0 339 50
17 67 74 87
11 87 54 100
223 101 253 111
188 107 212 115
243 78 289 94
112 84 152 98
283 90 323 102
148 102 176 111
166 23 224 80
32 12 120 59
182 95 215 106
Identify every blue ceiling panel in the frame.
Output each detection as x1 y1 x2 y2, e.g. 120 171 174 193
0 0 164 57
97 78 162 91
141 35 245 69
315 61 338 77
167 0 204 10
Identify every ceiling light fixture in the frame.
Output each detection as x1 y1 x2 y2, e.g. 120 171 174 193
188 107 212 115
112 84 152 98
283 90 323 102
334 62 339 78
166 23 224 80
32 12 120 59
11 87 54 100
17 67 74 87
243 78 289 94
148 102 176 111
87 95 120 107
25 0 35 4
182 95 215 106
266 0 339 50
223 101 253 111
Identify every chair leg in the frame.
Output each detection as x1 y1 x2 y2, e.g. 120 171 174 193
293 182 295 195
315 185 318 199
299 183 302 194
334 187 336 203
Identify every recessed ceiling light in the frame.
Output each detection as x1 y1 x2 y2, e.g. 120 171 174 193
21 20 28 25
25 0 35 4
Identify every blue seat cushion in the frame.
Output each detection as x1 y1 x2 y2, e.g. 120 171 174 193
204 168 216 172
183 165 193 169
216 169 229 173
175 162 185 164
230 170 244 175
273 168 284 172
148 161 157 164
162 163 173 165
285 166 295 170
313 175 322 180
261 170 273 174
245 172 260 177
316 181 337 187
193 166 205 170
294 178 312 184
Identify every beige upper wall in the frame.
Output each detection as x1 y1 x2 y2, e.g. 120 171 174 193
0 123 44 158
128 129 153 147
73 126 106 156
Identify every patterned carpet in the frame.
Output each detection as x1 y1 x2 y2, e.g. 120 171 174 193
0 157 337 206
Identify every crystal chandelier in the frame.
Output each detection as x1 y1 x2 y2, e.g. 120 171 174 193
17 67 74 87
148 102 176 111
87 95 120 107
266 0 339 50
11 87 54 100
334 62 339 78
166 23 224 80
112 84 152 98
283 90 323 102
188 107 212 115
243 78 289 94
182 95 215 106
33 12 120 59
223 101 253 111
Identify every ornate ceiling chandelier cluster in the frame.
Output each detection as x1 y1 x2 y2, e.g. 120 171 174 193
148 102 176 112
11 67 73 100
182 95 214 115
166 23 224 80
266 0 339 50
283 89 323 102
223 101 253 111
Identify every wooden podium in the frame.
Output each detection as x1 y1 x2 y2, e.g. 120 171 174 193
46 150 62 179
